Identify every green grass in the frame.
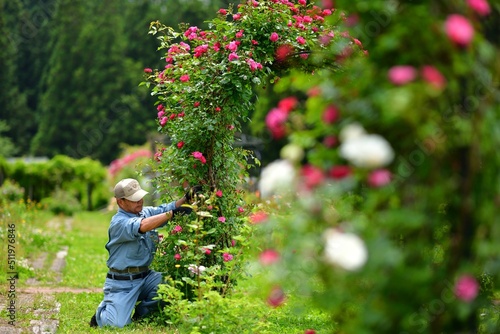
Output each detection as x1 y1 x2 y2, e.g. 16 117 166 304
1 206 336 333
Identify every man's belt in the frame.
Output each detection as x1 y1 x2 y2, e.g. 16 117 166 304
107 270 150 281
108 266 149 274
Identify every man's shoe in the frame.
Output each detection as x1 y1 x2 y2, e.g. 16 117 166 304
89 313 98 327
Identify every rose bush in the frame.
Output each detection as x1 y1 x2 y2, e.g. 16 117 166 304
143 0 363 326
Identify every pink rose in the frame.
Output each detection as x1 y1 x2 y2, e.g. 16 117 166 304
421 65 447 90
222 253 233 262
301 164 325 189
455 274 479 302
218 216 226 223
367 169 392 187
329 165 351 179
174 254 181 261
270 32 279 42
228 52 239 61
180 74 190 82
259 249 280 265
323 136 337 148
467 0 490 16
267 286 286 307
216 190 223 197
322 105 339 124
296 36 306 45
277 96 298 112
176 141 184 149
265 108 288 139
388 65 417 85
160 117 167 127
218 8 227 15
249 211 268 224
144 68 152 73
445 14 474 46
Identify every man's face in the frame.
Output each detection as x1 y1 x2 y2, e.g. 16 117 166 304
117 198 144 215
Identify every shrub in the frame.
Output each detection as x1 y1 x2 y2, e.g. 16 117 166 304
41 188 82 216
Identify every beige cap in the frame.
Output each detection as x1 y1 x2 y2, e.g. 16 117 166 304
114 178 148 201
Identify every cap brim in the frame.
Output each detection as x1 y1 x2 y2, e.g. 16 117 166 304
124 189 148 201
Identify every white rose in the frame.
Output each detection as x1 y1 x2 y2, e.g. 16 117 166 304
339 134 394 168
339 122 366 142
258 159 296 198
323 228 368 271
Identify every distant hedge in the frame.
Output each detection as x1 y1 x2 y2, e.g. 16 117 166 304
0 155 109 211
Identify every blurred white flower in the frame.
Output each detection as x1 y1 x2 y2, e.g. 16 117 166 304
188 264 206 275
258 159 296 198
339 133 394 168
280 143 304 164
339 122 366 142
323 228 368 271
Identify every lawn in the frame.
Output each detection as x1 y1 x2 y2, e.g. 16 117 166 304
0 203 336 333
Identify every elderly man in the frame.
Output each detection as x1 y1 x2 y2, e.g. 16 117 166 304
90 178 195 328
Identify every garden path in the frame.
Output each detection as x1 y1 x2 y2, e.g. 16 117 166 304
0 217 100 333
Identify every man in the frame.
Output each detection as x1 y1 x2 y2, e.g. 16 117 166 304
90 178 195 328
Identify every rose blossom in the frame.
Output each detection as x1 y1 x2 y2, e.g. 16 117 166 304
467 0 490 16
258 159 296 198
388 65 417 85
180 74 190 82
228 52 239 61
270 32 279 42
259 249 280 265
216 190 223 197
301 164 325 189
444 15 474 47
339 131 394 168
329 165 351 179
323 228 368 271
322 105 339 124
249 211 268 224
267 286 286 307
454 274 479 302
421 65 447 90
367 169 392 187
218 216 226 223
222 253 233 262
265 107 288 139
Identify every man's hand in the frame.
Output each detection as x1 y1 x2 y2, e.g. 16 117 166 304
172 205 193 217
184 185 203 202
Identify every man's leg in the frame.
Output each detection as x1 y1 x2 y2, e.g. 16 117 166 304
134 270 164 318
96 278 144 328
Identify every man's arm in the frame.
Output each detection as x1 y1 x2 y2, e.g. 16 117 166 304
139 197 187 233
139 210 174 233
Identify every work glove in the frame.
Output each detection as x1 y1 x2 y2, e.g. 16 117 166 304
172 205 193 217
184 185 203 202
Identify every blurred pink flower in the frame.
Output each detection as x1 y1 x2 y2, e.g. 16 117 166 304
270 32 279 42
323 136 337 148
259 249 280 265
171 225 182 234
249 211 268 224
144 68 152 73
445 15 474 46
218 216 226 223
296 36 306 45
265 108 288 139
192 151 207 164
455 274 479 302
174 254 181 261
322 105 340 124
228 52 239 61
267 286 286 307
160 117 167 126
222 253 233 262
368 169 392 187
421 65 447 90
203 248 211 255
177 141 184 149
226 41 238 52
233 13 241 20
467 0 490 16
278 96 298 112
216 190 223 197
180 74 190 82
304 330 316 334
388 65 417 85
218 8 227 15
329 165 351 179
301 164 325 189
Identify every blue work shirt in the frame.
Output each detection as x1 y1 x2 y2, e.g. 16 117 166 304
105 202 176 270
